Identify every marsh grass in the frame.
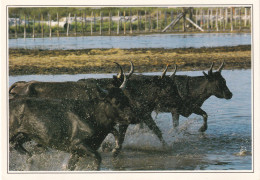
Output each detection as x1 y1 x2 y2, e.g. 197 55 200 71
9 45 251 75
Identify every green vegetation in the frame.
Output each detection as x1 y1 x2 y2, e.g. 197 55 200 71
8 7 186 18
8 7 251 38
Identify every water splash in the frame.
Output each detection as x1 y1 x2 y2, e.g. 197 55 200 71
101 113 203 153
234 146 251 156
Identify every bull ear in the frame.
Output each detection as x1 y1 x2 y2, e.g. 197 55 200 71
127 61 134 78
203 71 209 79
217 61 225 72
96 84 109 95
113 62 123 79
161 64 169 79
208 62 214 75
169 64 177 78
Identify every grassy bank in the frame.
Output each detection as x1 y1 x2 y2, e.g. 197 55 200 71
9 45 251 75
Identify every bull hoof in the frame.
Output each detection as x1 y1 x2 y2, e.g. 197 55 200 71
173 124 179 128
162 141 167 148
199 125 208 132
67 163 77 171
162 142 171 151
26 156 34 165
112 148 120 157
95 163 101 171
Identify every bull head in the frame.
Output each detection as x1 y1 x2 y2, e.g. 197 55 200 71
203 61 225 79
202 61 232 99
97 70 127 95
203 62 215 79
114 61 134 79
161 64 177 79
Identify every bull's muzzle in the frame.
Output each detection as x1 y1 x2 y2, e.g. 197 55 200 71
225 91 233 99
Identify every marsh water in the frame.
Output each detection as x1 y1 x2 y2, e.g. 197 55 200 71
8 69 252 171
8 33 251 50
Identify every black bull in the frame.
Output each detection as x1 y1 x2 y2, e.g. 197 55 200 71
9 75 134 170
153 62 233 132
9 64 183 156
113 61 232 133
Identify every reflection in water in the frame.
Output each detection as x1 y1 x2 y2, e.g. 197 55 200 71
8 70 252 171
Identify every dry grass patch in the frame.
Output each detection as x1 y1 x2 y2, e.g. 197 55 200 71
9 45 251 75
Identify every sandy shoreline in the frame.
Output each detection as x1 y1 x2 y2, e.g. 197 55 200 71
9 45 251 75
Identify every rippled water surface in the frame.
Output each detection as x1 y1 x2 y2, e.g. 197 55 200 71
9 69 252 171
9 33 251 50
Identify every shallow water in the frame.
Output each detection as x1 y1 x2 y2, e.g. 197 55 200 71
8 33 251 50
8 69 252 171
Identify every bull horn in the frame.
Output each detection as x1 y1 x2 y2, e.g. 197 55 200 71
119 73 127 90
169 64 177 78
161 64 169 78
127 61 134 78
217 61 225 72
113 62 123 79
208 62 214 75
97 84 109 95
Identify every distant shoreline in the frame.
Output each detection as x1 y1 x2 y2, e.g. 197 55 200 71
9 45 251 76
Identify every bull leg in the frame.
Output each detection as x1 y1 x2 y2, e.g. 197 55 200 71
171 109 180 128
139 122 144 129
10 133 32 156
67 154 79 170
68 144 101 170
112 125 128 157
143 116 167 147
194 108 208 132
14 143 31 156
110 127 120 155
